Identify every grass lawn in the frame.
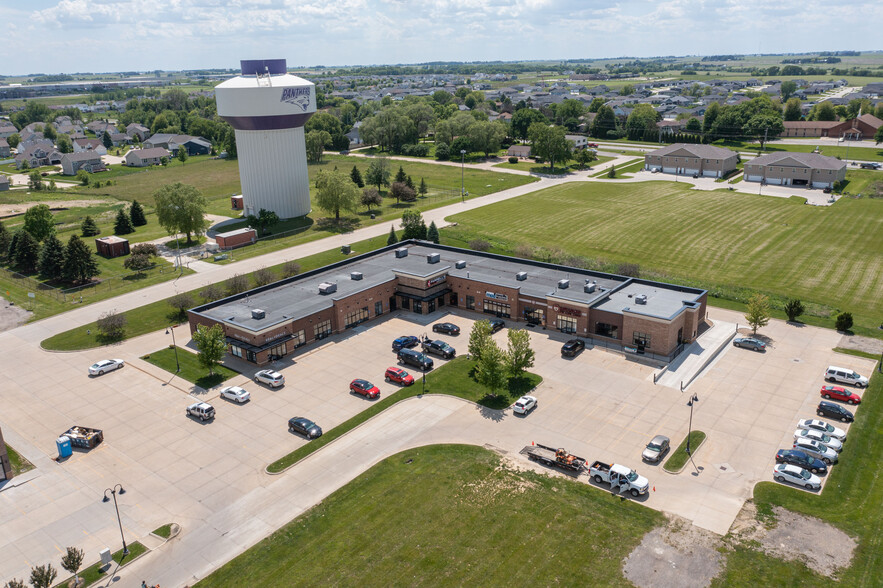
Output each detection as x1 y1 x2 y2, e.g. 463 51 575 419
141 346 238 388
54 542 147 588
152 524 173 539
5 444 35 476
714 140 883 162
202 445 664 587
494 155 615 173
840 168 882 196
444 181 883 336
267 356 541 473
662 431 706 472
591 158 643 178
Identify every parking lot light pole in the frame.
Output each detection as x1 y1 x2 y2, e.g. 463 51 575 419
166 326 180 372
686 393 699 455
460 150 467 202
102 484 129 556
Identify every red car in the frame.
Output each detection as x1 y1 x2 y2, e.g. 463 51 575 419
587 142 599 148
820 385 861 405
350 379 380 399
385 367 414 386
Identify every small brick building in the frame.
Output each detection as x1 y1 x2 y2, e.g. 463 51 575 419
231 195 244 210
215 227 257 250
95 236 130 258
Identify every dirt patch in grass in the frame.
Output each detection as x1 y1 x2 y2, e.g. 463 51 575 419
0 199 109 217
0 300 32 332
837 333 883 356
623 515 724 588
729 502 856 578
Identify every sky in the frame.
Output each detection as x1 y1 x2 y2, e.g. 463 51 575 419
1 0 881 75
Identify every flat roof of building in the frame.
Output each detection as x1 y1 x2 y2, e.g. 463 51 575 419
593 280 702 321
96 236 128 244
216 227 256 239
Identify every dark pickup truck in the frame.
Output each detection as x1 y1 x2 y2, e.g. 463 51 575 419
421 339 456 359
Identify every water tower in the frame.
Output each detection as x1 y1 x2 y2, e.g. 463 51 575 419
215 59 316 219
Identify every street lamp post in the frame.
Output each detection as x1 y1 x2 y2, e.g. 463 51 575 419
460 149 467 202
166 326 180 372
686 393 699 454
102 484 129 556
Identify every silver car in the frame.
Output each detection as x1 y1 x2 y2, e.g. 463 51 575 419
219 386 250 403
794 429 842 452
88 359 124 376
642 435 670 463
254 369 285 388
797 419 846 442
774 464 821 490
793 437 838 465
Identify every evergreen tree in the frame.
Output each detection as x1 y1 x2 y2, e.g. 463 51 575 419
0 220 10 258
427 221 440 244
102 131 113 149
80 215 100 237
13 230 40 273
7 229 22 262
62 234 100 283
387 225 398 245
394 165 407 184
38 234 66 280
129 199 147 226
405 175 415 190
114 208 135 235
418 177 428 196
350 165 364 188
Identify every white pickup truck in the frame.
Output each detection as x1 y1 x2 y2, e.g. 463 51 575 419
589 461 650 497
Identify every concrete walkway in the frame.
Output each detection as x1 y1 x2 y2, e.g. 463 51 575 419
656 319 737 390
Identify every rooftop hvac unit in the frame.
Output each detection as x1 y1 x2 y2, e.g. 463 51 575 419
318 282 337 295
427 253 440 264
635 294 648 304
395 247 408 258
251 309 266 320
584 280 596 293
455 260 467 269
341 244 351 254
350 272 363 281
516 271 527 281
558 279 570 289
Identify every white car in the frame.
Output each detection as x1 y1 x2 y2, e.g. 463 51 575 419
219 386 250 403
512 395 537 415
774 464 821 490
797 419 846 442
794 429 843 452
88 359 124 376
254 369 284 388
793 437 838 465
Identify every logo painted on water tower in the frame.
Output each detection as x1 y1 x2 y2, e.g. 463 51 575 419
280 87 311 112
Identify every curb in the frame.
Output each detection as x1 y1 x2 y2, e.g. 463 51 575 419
662 435 707 475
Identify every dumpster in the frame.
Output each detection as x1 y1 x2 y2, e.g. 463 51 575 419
61 426 104 449
56 436 73 458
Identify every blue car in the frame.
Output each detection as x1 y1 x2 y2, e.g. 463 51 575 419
392 335 420 351
775 449 828 475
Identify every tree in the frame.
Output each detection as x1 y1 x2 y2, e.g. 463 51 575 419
168 292 194 322
387 225 398 245
0 220 10 259
360 187 382 211
426 221 440 244
252 266 275 286
177 146 188 165
400 209 426 240
245 208 280 236
573 148 597 169
743 113 785 149
315 169 360 220
702 101 721 137
590 105 616 138
23 204 55 241
784 299 805 322
114 208 135 235
76 169 90 186
124 253 152 275
505 328 535 378
225 273 249 295
685 117 702 132
467 120 507 156
28 171 44 191
7 133 20 149
56 134 73 153
153 182 209 244
102 131 113 149
434 142 451 161
131 243 157 256
4 577 25 588
625 104 660 138
528 123 570 172
37 235 65 280
60 546 84 587
780 80 798 102
607 164 616 178
389 181 416 203
810 101 837 121
62 234 100 283
192 323 226 375
282 261 301 278
350 165 364 188
468 320 493 362
744 293 771 335
365 157 391 192
875 125 883 145
418 177 428 196
784 97 802 122
835 312 853 332
475 338 507 398
394 165 407 185
13 230 40 273
510 108 548 141
129 200 147 226
28 563 57 588
305 129 332 163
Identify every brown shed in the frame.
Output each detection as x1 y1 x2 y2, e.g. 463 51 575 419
231 195 244 210
215 228 257 250
95 236 130 258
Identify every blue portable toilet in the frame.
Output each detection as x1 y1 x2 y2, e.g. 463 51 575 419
56 436 72 459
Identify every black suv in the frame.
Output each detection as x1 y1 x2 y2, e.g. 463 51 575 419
561 339 585 357
817 401 854 423
422 339 456 359
398 348 434 371
489 319 505 333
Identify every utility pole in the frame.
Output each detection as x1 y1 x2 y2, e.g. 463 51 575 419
763 127 768 151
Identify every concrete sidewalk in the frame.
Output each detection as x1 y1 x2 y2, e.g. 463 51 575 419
656 319 737 390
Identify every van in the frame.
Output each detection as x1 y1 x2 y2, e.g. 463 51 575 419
825 365 869 388
397 348 434 371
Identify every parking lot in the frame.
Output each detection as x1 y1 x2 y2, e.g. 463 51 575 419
0 307 875 583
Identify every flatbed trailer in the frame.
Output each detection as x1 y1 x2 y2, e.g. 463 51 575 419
525 443 587 472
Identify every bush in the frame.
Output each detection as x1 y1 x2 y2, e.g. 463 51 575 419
281 261 301 278
225 273 250 296
468 239 490 252
199 283 224 302
96 310 127 340
131 243 157 257
784 298 805 322
401 143 430 157
435 142 451 161
252 267 275 287
835 312 853 332
616 262 640 277
508 157 518 164
168 292 194 321
514 244 534 259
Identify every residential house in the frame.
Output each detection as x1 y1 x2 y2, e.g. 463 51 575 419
644 143 738 178
744 152 845 189
109 133 131 147
345 121 362 145
126 123 150 142
0 175 9 191
124 147 169 167
15 144 62 169
0 121 18 139
60 152 106 176
86 121 117 136
507 145 532 159
0 138 10 158
565 134 588 149
143 134 210 155
656 120 686 135
73 138 108 155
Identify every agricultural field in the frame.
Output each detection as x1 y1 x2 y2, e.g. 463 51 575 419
445 181 883 335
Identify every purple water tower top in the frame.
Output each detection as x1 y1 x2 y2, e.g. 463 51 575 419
240 59 287 76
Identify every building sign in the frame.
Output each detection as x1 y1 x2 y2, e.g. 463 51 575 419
426 275 446 288
485 291 508 301
264 331 289 344
280 87 311 111
552 305 581 317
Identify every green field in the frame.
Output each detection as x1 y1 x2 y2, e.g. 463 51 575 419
445 181 883 335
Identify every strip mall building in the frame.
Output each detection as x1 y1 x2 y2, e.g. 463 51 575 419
188 242 708 365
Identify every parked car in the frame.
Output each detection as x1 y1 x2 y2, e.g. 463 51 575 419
733 337 766 351
587 143 599 148
422 339 456 359
350 379 380 399
859 162 881 169
254 369 285 388
817 401 854 423
775 449 828 475
432 322 460 335
88 359 124 376
392 335 420 351
489 319 505 333
820 385 861 405
774 464 821 490
512 395 537 415
397 348 434 371
794 429 842 452
793 437 838 464
825 365 869 388
797 419 846 442
384 367 414 386
219 386 250 403
288 417 322 439
823 186 832 194
561 339 585 357
186 402 215 421
642 435 670 463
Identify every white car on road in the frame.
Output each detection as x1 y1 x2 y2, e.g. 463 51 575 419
512 395 537 415
774 464 821 490
797 419 846 442
219 386 250 403
254 370 285 388
794 429 843 452
88 359 124 376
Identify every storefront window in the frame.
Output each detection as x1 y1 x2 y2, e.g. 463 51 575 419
414 301 423 314
466 295 475 310
483 300 510 318
449 293 458 306
314 320 332 339
268 343 287 359
633 331 651 348
344 307 370 328
557 316 577 334
230 344 243 358
246 350 257 363
292 330 306 348
595 322 619 339
523 307 544 324
375 301 383 316
400 297 410 310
